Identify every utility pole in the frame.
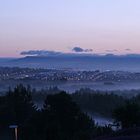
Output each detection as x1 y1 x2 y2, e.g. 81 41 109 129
9 125 18 140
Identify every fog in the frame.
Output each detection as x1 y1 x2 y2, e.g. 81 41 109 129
1 80 140 94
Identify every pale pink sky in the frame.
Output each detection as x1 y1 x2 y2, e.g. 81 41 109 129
0 0 140 57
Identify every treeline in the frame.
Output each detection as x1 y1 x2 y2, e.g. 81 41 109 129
31 87 140 117
72 88 140 117
0 85 140 140
72 89 125 117
0 85 112 140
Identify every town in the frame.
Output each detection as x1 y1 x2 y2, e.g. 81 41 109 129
0 67 140 82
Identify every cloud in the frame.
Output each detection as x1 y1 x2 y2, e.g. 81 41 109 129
72 47 93 53
105 49 118 52
20 49 95 58
105 53 117 57
72 47 84 52
20 50 140 58
85 49 93 52
21 47 93 56
125 49 131 51
20 50 62 56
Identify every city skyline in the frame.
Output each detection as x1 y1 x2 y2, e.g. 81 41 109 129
0 0 140 57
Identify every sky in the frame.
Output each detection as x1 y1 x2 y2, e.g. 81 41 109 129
0 0 140 57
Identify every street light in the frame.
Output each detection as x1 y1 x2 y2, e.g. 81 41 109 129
9 125 18 140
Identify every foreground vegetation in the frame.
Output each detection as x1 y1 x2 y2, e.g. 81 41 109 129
0 85 140 140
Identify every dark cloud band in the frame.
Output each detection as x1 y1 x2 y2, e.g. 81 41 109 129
21 50 62 56
72 47 93 53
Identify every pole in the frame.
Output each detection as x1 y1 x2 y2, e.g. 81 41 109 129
9 125 18 140
15 127 18 140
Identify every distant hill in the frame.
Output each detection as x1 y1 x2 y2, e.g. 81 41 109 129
1 56 140 72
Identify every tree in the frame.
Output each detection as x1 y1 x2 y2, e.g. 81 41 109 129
24 92 94 140
1 84 36 126
113 101 140 128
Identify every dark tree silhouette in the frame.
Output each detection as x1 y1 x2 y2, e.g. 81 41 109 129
113 101 140 128
23 92 94 140
72 91 125 117
0 84 36 126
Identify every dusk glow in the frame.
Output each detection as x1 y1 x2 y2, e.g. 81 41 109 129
0 0 140 57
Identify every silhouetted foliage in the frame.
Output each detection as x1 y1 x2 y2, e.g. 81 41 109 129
93 125 113 137
23 92 95 140
113 101 140 128
72 89 125 117
3 86 140 139
0 84 36 127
